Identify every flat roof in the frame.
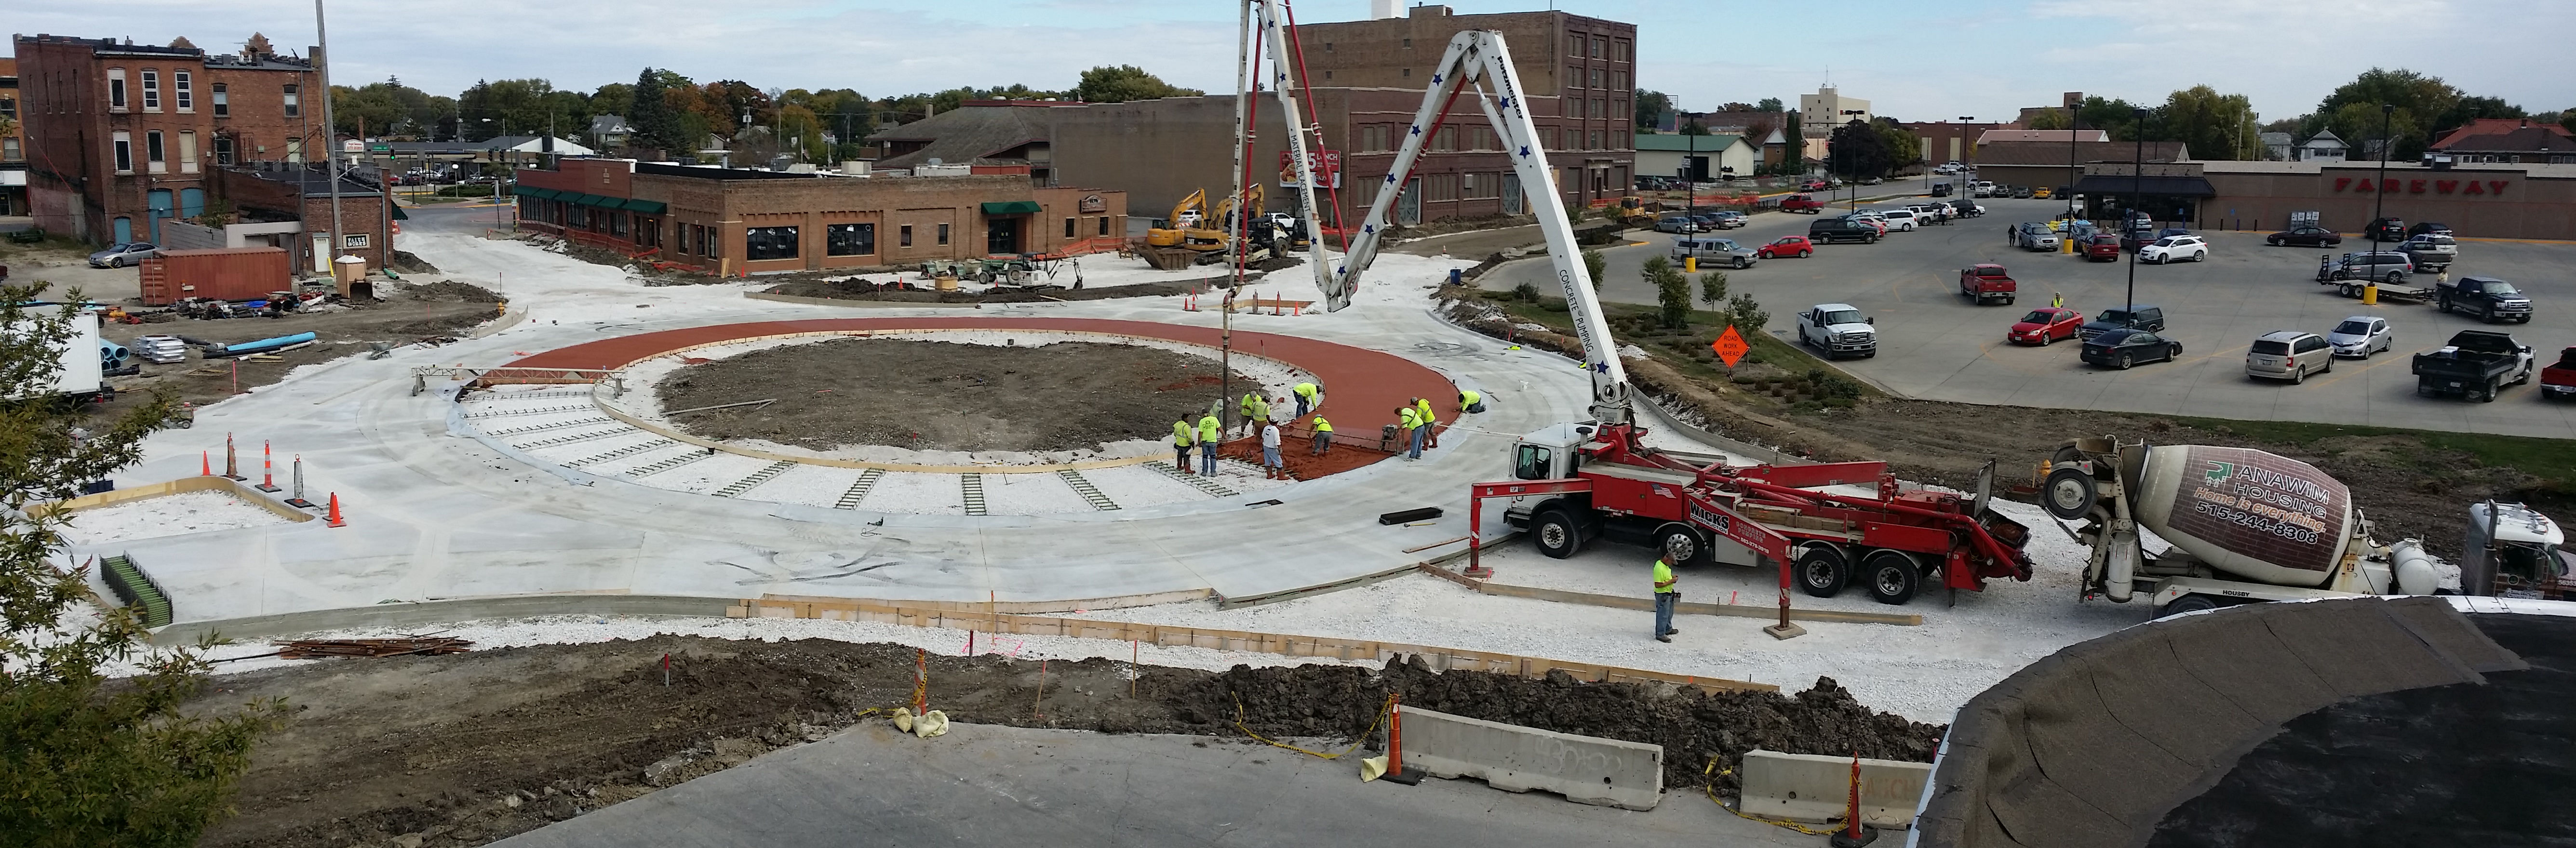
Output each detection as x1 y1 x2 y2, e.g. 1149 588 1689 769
2198 160 2576 178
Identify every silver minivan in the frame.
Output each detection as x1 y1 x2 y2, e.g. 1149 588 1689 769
2247 330 2334 383
1670 238 1758 269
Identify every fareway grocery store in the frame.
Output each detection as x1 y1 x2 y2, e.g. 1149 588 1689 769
2071 160 2575 240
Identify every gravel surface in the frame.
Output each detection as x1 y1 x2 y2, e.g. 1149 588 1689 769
56 490 295 546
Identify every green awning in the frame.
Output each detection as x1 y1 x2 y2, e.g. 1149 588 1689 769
511 184 544 197
390 205 410 220
564 192 607 206
619 199 667 214
531 188 564 200
981 200 1043 215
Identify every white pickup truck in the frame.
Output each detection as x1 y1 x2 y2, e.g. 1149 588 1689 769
1796 303 1878 359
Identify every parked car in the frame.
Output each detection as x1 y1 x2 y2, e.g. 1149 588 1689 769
2079 305 2166 341
2400 234 2457 271
2407 222 2454 238
1671 238 1759 269
2032 186 2053 199
2365 216 2408 242
1755 236 1815 259
87 242 158 268
1654 214 1698 234
2436 275 2534 324
1801 179 1830 192
1688 214 1724 231
1973 182 1997 198
1859 176 1883 186
2412 329 2533 402
1880 210 1921 232
1709 211 1747 229
1807 218 1880 244
2011 185 2035 199
2266 225 2343 248
2082 328 2183 370
2325 316 2395 358
2540 346 2576 400
1780 194 1828 214
1930 183 1953 197
2082 233 2121 261
2328 251 2414 283
2012 222 2060 251
1843 212 1889 235
1947 199 1984 218
2246 331 2334 383
1795 304 1878 358
2009 307 2084 345
2138 235 2210 264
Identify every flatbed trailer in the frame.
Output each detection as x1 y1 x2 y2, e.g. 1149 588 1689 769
2327 278 2434 302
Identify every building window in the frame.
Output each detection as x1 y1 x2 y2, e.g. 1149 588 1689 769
1324 70 1333 80
141 70 161 111
1592 98 1605 119
1589 68 1602 88
1402 68 1411 78
212 83 228 117
937 223 950 245
108 69 128 110
827 223 876 256
213 135 234 164
1568 35 1582 55
1324 41 1332 52
1592 37 1606 58
1063 217 1076 238
900 225 914 248
286 139 302 163
1612 71 1627 90
1568 66 1583 88
283 84 300 118
177 131 197 173
1613 39 1629 62
1402 38 1411 49
1 95 16 119
1432 126 1456 152
174 71 192 112
744 226 797 260
1098 216 1110 236
112 132 133 173
1 138 19 162
1588 130 1602 150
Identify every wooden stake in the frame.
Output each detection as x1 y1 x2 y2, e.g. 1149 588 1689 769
1130 640 1139 698
1033 659 1048 719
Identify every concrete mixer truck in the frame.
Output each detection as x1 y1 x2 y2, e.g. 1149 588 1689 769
2037 436 2447 617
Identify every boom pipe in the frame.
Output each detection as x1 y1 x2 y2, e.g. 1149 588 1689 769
1719 476 2030 573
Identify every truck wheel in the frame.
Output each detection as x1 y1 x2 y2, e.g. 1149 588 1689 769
2479 380 2499 403
1657 525 1711 569
1732 257 1749 269
1796 544 1851 598
2439 297 2452 314
2041 467 2098 520
2158 595 2221 618
1862 550 1921 605
1532 510 1583 559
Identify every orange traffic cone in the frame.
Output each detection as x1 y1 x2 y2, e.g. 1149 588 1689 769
325 492 347 528
201 451 213 476
1830 750 1877 847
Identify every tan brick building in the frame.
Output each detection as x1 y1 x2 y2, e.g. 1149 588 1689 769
514 158 1127 274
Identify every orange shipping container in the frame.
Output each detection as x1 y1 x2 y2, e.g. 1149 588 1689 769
139 247 293 306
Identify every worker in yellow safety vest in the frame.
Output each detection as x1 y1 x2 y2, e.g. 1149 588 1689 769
1413 397 1437 450
1239 393 1270 438
1292 382 1322 417
1196 412 1222 476
1458 389 1483 414
1396 406 1422 460
1171 415 1196 473
1652 558 1679 642
1310 415 1332 455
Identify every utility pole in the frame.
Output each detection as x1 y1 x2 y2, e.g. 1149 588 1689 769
314 0 346 277
2126 107 2145 313
2372 104 2394 255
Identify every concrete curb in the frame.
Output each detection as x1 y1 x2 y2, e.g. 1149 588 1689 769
1739 749 1932 827
743 291 983 309
1399 704 1665 810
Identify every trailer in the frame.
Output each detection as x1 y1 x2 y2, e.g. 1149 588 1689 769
2327 278 2434 302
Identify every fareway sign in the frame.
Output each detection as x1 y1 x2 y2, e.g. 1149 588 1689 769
2332 176 2512 197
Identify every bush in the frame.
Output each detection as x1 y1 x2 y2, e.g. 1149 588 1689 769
1582 249 1607 292
1512 280 1541 302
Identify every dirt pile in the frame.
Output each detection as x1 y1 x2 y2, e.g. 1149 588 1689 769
653 338 1257 453
190 636 1934 848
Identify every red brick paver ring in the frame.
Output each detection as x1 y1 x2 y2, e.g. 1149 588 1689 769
503 318 1455 479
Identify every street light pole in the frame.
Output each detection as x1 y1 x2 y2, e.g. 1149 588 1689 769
2126 107 2145 314
2372 103 2394 254
313 0 345 277
2064 106 2079 253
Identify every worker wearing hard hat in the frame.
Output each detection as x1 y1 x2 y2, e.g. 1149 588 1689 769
1171 415 1197 473
1197 411 1222 476
1652 557 1679 643
1292 382 1322 417
1458 389 1484 414
1396 406 1422 460
1238 393 1270 439
1309 415 1332 455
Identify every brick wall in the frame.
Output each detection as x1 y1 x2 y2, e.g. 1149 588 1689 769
202 65 322 167
218 168 387 273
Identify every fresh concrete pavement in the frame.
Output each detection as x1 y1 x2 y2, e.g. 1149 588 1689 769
1484 189 2576 439
490 721 1810 848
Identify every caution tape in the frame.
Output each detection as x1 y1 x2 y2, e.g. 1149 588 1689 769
1704 757 1838 835
1231 691 1396 761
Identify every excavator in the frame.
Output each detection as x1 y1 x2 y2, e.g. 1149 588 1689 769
1184 188 1243 252
1144 188 1207 249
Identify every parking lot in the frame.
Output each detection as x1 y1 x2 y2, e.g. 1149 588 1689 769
1482 193 2576 439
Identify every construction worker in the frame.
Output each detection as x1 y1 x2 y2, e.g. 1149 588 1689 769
1238 393 1269 438
1172 415 1196 472
1310 415 1332 455
1413 397 1438 450
1396 406 1422 460
2051 291 2064 309
1652 557 1679 642
1458 388 1484 414
1292 382 1322 417
1197 411 1222 476
1260 420 1284 479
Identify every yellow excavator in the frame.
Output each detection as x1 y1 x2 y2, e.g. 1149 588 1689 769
1145 189 1208 248
1186 186 1257 252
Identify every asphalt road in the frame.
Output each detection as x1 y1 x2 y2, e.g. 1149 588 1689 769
1483 192 2576 439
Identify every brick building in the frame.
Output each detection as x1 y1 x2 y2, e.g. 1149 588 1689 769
1 57 24 216
2107 160 2574 239
1050 5 1636 229
13 34 327 246
2428 118 2576 165
512 158 1127 274
1898 120 2009 165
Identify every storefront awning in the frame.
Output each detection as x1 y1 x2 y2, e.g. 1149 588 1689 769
2072 175 2217 197
619 199 668 214
530 188 565 200
390 205 409 220
980 200 1043 215
511 184 545 197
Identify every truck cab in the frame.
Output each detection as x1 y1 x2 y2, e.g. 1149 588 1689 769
2464 501 2572 599
1796 304 1877 358
1780 194 1827 214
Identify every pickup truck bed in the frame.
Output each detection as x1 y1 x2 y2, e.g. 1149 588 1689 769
2413 331 2534 402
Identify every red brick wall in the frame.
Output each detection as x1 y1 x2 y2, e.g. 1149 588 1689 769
202 66 322 167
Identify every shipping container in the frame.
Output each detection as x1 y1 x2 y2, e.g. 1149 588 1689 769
138 247 293 306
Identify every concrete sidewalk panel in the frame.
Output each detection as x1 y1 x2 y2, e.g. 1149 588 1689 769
1398 705 1664 810
1738 749 1932 827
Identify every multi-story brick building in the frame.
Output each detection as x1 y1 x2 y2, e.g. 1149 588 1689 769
513 158 1127 274
1050 5 1635 228
14 34 327 246
1 57 25 216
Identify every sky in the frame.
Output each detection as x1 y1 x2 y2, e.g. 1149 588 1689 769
14 0 2574 123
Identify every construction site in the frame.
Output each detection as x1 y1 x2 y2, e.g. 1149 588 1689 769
15 5 2575 848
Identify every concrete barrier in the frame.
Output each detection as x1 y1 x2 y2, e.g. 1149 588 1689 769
1739 749 1932 828
1396 705 1664 810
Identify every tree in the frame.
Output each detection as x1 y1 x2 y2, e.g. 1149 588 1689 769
1642 256 1690 328
2024 109 2071 131
1635 90 1672 130
2311 68 2462 160
626 67 686 152
1582 249 1606 293
1072 66 1200 104
776 104 827 162
1826 119 1893 178
1873 119 1920 169
1679 120 1708 136
0 290 279 846
1725 292 1770 335
2158 85 2256 160
2325 101 2423 162
587 83 634 125
1697 271 1729 312
1755 97 1784 112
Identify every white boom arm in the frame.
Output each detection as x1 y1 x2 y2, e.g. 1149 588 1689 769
1256 11 1631 424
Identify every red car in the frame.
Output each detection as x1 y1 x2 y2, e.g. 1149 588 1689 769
1801 179 1830 192
2082 234 2120 262
1755 236 1815 259
2008 307 2084 345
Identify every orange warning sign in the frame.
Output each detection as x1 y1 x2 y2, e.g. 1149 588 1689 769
1711 325 1750 368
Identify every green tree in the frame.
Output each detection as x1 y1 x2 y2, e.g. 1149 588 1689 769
777 104 828 162
2325 101 2424 162
587 82 634 125
1873 119 1920 169
1071 66 1201 104
2024 108 2071 131
1826 119 1892 178
2158 85 2257 160
1582 248 1606 293
1642 255 1690 327
1635 89 1672 129
626 67 685 152
1725 292 1770 334
0 290 279 846
1755 97 1784 112
2310 68 2462 160
1697 270 1729 312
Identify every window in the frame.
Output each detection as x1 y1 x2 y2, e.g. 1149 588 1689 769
1 138 18 162
0 96 15 119
1424 173 1459 202
112 132 133 172
1515 444 1553 480
936 223 950 245
213 135 234 164
1064 217 1076 238
1567 35 1583 55
1612 71 1626 90
1324 70 1332 80
827 223 876 256
1402 38 1411 48
1589 68 1602 88
1402 68 1411 78
108 69 128 110
285 139 301 163
177 131 197 173
141 70 160 110
1591 37 1605 58
1568 66 1583 88
744 226 799 260
1098 216 1110 236
1432 126 1456 152
282 84 300 118
212 83 228 117
900 225 914 248
1592 98 1605 119
1613 39 1629 62
1324 41 1332 52
174 71 192 111
1588 130 1602 150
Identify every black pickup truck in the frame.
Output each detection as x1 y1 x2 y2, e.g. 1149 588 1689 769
2413 330 2535 402
2436 275 2534 323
